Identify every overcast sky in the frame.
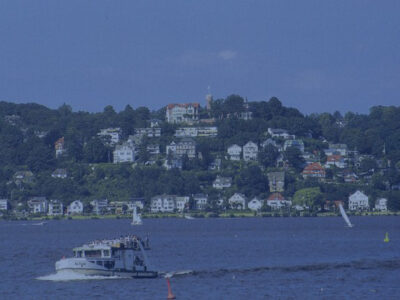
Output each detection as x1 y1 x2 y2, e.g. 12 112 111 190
0 1 399 114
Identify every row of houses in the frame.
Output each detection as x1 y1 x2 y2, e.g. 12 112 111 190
0 189 389 217
27 197 83 215
150 190 388 213
7 198 146 216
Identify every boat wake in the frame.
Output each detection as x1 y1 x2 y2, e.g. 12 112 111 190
36 270 120 282
160 270 194 278
162 258 400 279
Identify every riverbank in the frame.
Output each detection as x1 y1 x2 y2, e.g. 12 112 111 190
1 210 399 221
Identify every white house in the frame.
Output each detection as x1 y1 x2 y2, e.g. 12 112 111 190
28 197 48 214
113 142 136 163
166 138 196 158
166 103 199 124
213 176 232 189
268 128 293 139
228 193 246 210
375 198 388 211
175 196 190 212
0 199 9 211
227 144 242 161
48 200 64 216
348 190 369 211
193 194 208 210
135 127 161 137
248 197 263 211
283 139 304 153
91 199 109 215
150 195 176 213
243 141 259 161
266 193 292 210
67 200 84 215
98 128 121 145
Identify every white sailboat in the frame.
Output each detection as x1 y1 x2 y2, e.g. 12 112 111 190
131 206 143 225
339 204 353 227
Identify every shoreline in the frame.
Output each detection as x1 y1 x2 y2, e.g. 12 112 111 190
1 210 399 221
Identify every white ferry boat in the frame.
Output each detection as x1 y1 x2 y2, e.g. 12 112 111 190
55 235 157 278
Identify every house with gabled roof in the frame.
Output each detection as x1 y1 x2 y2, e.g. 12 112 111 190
375 198 388 211
243 141 259 161
67 200 84 215
166 103 200 124
266 193 292 210
302 163 326 179
166 138 196 158
248 197 263 211
227 144 242 161
348 190 369 211
228 193 246 210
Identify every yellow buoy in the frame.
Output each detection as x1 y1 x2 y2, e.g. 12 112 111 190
384 232 389 243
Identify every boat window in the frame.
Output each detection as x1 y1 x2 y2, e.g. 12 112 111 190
96 261 103 266
84 250 102 258
76 251 82 257
103 261 115 270
103 250 110 257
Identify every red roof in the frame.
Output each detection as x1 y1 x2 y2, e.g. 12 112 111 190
167 103 200 109
302 162 325 175
327 155 342 162
267 193 285 201
55 137 64 145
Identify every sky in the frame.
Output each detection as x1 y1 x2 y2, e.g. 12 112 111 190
0 0 399 115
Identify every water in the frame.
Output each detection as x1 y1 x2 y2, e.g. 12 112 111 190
1 216 399 299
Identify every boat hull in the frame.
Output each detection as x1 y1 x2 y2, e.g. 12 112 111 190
55 258 157 279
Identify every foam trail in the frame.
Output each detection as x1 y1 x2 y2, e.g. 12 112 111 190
160 270 194 278
37 270 120 281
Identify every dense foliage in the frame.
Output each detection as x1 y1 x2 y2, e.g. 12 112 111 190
0 96 399 211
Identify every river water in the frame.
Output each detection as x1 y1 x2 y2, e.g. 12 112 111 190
0 216 399 299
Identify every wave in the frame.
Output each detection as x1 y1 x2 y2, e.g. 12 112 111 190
36 270 120 282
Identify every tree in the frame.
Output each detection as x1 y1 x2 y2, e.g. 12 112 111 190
83 138 109 163
293 187 323 210
284 147 305 171
258 145 279 168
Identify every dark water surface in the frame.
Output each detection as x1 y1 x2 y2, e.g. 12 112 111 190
0 216 399 299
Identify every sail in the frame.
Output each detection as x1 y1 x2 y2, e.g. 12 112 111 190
132 206 143 225
339 204 353 227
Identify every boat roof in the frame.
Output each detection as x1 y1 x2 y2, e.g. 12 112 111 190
73 235 145 251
